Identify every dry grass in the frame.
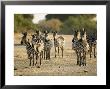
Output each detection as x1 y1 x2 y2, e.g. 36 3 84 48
14 33 97 76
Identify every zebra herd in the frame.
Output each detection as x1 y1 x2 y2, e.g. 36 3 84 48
20 28 96 68
20 30 65 68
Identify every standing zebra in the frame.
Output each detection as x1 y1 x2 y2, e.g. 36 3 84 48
53 31 65 58
25 39 37 66
72 30 81 65
72 29 89 66
26 38 44 68
31 30 44 58
35 40 44 68
44 38 53 59
87 34 97 58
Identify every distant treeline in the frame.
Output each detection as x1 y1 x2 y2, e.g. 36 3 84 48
14 14 37 32
14 14 97 36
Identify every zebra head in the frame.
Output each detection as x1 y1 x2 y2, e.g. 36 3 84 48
80 28 87 40
22 32 27 37
52 31 57 38
72 30 81 50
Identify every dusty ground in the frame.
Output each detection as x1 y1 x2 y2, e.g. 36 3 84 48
14 33 97 76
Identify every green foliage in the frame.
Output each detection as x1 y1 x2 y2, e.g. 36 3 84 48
38 19 62 32
46 14 96 22
59 15 97 35
14 14 97 36
14 14 36 32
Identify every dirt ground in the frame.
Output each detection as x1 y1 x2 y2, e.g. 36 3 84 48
14 33 97 76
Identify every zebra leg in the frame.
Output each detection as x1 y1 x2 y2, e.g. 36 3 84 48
32 54 34 66
46 49 48 60
48 50 50 59
37 53 40 68
84 60 86 66
40 53 42 65
46 51 48 60
94 45 96 58
44 50 46 60
55 47 57 58
28 54 31 66
82 51 85 66
61 47 63 58
47 49 49 59
58 47 59 56
21 40 23 45
29 58 31 66
82 52 85 66
48 49 50 59
79 52 82 66
24 39 27 45
90 46 92 58
49 49 50 59
76 51 79 65
84 52 86 66
35 53 38 65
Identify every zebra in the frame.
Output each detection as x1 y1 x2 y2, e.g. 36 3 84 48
44 38 53 59
21 32 27 45
31 30 53 60
25 32 44 68
72 30 82 65
26 39 44 68
31 30 44 59
35 40 44 68
25 39 37 66
87 34 97 58
38 30 53 60
53 31 65 58
72 29 89 66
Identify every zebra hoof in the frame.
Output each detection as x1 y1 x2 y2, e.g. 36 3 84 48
21 41 23 45
37 66 40 68
77 62 79 65
84 70 88 73
14 67 17 70
79 64 81 67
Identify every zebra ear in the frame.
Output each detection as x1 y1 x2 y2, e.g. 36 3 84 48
43 31 46 33
47 30 49 33
76 30 78 33
25 32 27 35
27 39 29 42
82 28 86 32
36 30 39 33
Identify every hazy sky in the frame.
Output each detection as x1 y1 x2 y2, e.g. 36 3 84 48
32 14 96 24
32 13 47 24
